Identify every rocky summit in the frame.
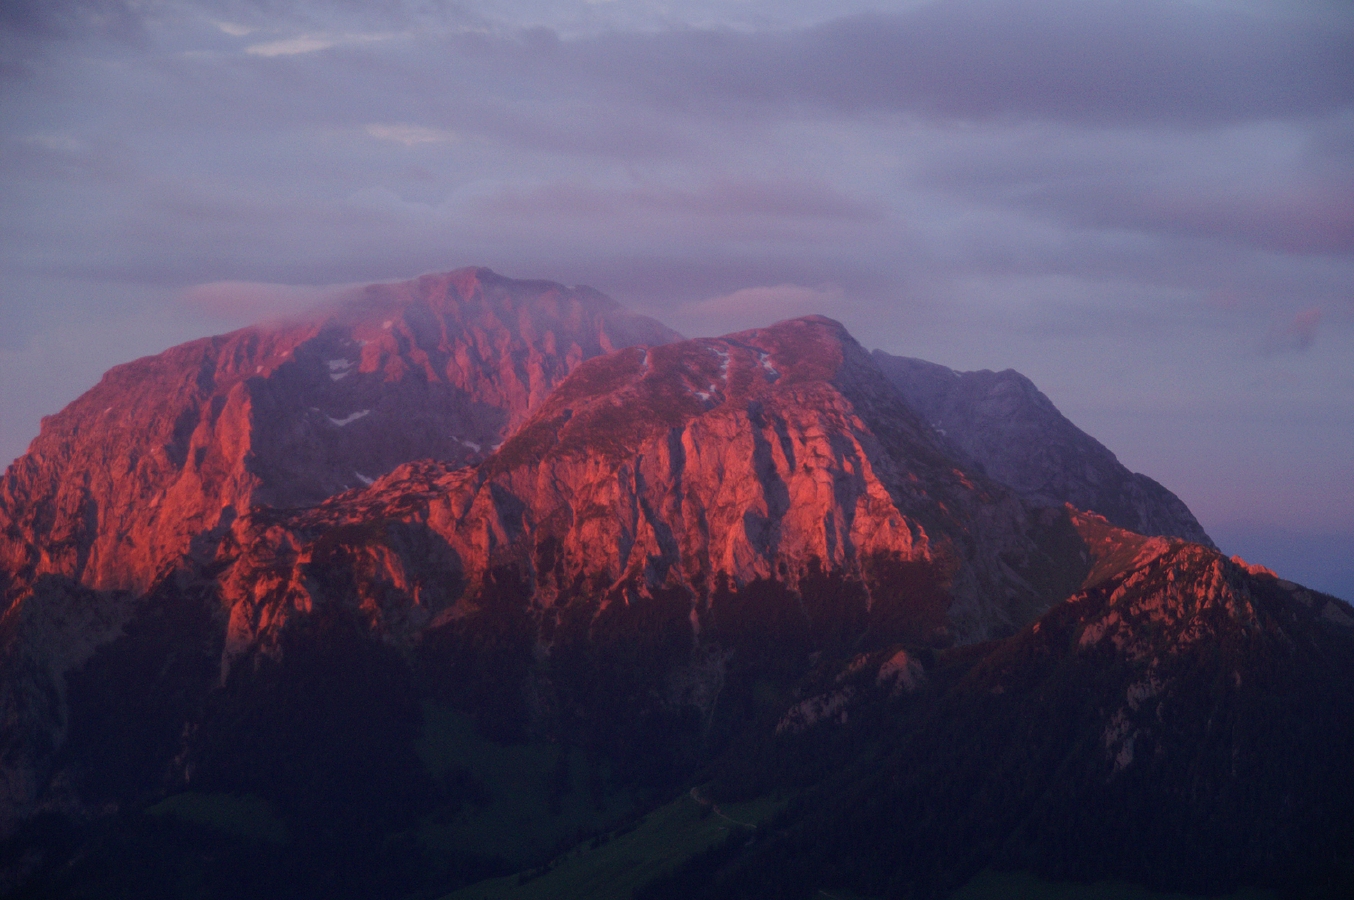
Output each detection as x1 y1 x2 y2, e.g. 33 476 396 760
0 267 677 598
0 269 1350 900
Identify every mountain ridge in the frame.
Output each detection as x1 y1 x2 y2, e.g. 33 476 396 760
211 315 1082 675
0 267 679 598
0 269 1347 899
871 351 1215 547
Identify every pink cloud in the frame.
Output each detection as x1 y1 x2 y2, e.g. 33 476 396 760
472 178 881 223
676 283 844 336
178 280 360 323
1262 307 1322 354
1146 186 1354 256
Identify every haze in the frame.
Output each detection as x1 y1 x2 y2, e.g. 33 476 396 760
0 0 1350 598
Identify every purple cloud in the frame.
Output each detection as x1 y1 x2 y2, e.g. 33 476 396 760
471 177 881 226
556 0 1354 126
1262 307 1323 353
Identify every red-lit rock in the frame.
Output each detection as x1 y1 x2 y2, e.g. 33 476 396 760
0 267 677 598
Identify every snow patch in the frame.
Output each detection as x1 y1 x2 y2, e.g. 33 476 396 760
327 409 370 426
757 351 779 380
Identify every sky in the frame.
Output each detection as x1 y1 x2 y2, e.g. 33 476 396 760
1 0 1351 599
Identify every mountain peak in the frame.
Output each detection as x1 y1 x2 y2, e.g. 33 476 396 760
0 269 679 596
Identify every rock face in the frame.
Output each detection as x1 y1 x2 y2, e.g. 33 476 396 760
0 267 678 598
872 351 1215 547
218 316 1082 668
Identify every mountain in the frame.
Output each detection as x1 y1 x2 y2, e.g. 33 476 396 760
645 513 1354 899
0 312 1083 882
871 352 1215 547
0 272 1349 900
217 315 1081 667
0 267 677 844
0 267 678 598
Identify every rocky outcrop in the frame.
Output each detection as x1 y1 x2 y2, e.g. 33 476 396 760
0 267 678 599
872 351 1214 547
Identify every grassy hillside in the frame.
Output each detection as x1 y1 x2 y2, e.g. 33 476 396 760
443 791 782 900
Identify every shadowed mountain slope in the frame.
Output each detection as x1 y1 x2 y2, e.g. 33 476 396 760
639 512 1354 899
872 351 1214 547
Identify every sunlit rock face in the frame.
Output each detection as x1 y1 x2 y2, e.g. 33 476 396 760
217 316 1087 666
872 351 1215 547
0 267 679 598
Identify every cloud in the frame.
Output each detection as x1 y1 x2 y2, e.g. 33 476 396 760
245 31 396 57
22 133 83 153
244 33 338 56
365 123 459 146
178 280 360 323
213 21 253 37
1262 307 1323 354
676 283 844 336
472 177 881 227
908 118 1354 258
549 0 1353 127
0 0 144 42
